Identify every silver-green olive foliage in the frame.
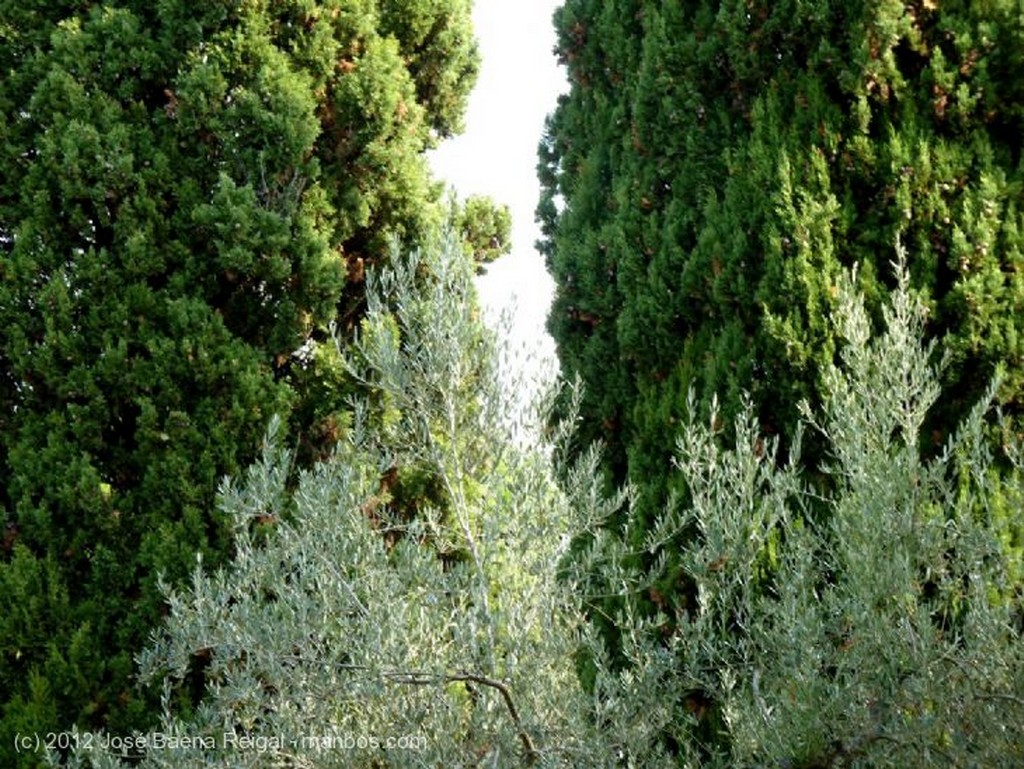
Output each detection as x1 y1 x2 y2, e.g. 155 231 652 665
63 240 1023 768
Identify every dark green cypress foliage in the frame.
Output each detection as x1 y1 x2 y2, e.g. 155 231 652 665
540 0 1024 743
542 0 1024 526
0 1 477 764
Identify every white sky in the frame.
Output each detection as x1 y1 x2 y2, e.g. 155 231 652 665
429 0 566 388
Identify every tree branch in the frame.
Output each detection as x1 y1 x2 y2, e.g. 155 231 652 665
279 655 539 762
384 669 539 764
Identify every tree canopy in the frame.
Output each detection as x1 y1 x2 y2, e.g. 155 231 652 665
539 0 1024 527
0 1 477 762
53 230 1024 769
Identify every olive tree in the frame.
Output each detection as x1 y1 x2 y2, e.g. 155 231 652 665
55 234 611 768
59 243 1022 768
571 249 1024 767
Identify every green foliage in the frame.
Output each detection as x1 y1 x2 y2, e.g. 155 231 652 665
0 1 477 763
57 236 605 768
453 193 513 269
539 3 1024 714
377 0 479 140
539 0 1024 528
54 226 1023 769
569 257 1024 767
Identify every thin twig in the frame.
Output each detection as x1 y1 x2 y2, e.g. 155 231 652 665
277 656 540 765
384 669 539 764
447 672 538 764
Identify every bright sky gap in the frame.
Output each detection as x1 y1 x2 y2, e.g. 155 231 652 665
429 0 567 402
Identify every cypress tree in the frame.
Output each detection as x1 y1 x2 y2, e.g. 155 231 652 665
539 3 1024 719
0 1 477 763
540 0 1024 547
